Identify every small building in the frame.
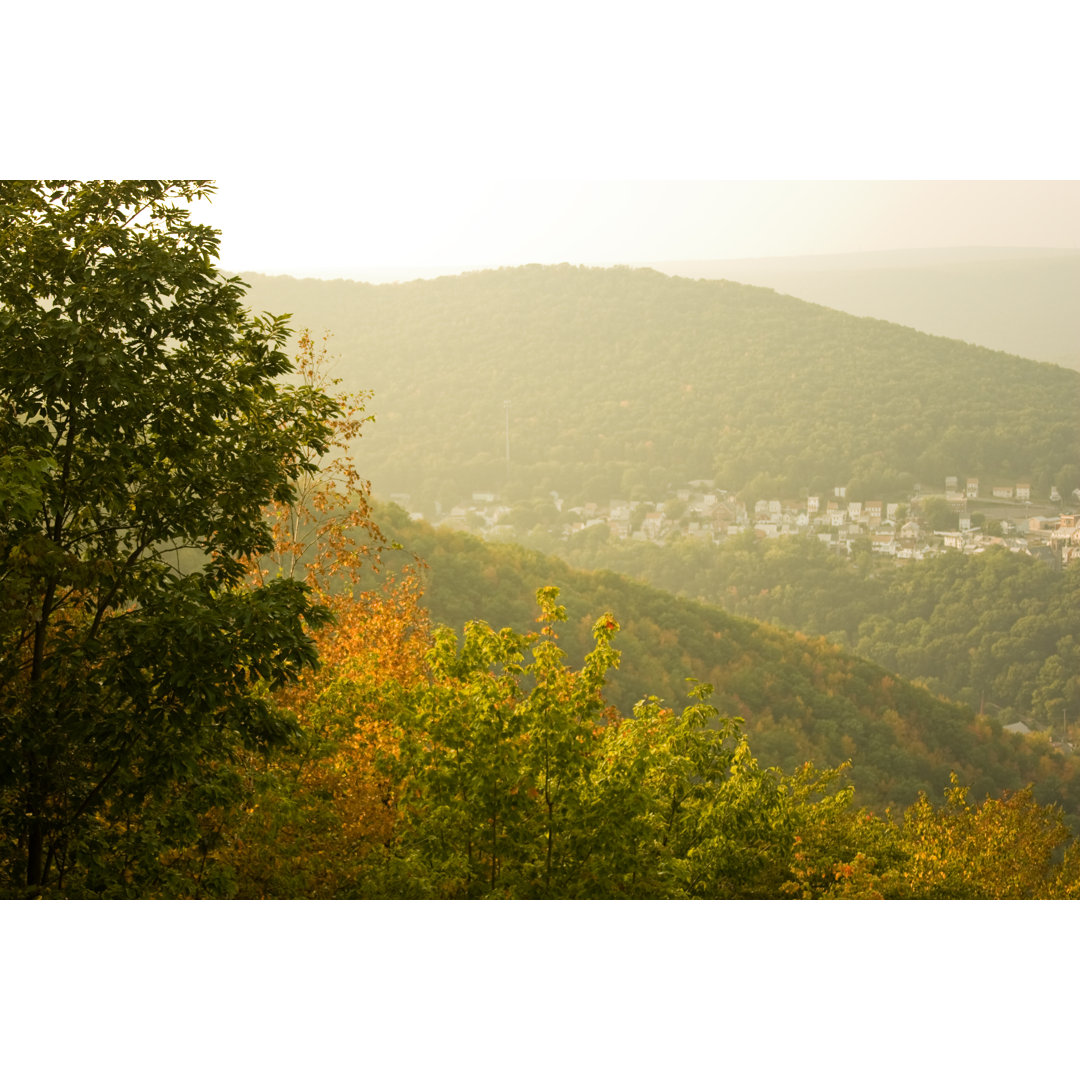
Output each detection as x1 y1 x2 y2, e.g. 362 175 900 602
966 478 979 498
1015 481 1032 501
1003 721 1033 736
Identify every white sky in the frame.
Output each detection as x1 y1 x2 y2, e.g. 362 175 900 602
192 179 1080 278
9 3 1079 279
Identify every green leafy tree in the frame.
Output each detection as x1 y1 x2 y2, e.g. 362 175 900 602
919 496 958 532
0 181 339 895
338 588 858 898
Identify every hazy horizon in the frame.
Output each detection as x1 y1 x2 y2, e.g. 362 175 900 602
193 180 1080 283
228 244 1080 286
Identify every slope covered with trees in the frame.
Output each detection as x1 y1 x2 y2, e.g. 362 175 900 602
535 530 1080 733
239 265 1080 511
372 507 1080 824
226 582 1080 900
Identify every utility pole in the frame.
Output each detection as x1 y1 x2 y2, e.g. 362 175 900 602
504 400 511 478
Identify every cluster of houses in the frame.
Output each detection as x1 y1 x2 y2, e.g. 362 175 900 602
394 476 1080 565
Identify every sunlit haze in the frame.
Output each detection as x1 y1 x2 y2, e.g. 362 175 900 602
191 180 1080 281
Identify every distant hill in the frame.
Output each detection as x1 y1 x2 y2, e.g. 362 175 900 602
240 264 1080 515
645 248 1080 371
532 526 1080 734
373 506 1080 822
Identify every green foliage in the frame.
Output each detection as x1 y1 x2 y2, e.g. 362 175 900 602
0 181 338 896
540 526 1080 750
323 589 835 899
245 582 1080 900
920 496 959 532
371 508 1080 822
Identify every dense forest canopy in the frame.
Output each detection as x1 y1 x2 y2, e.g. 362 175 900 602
372 506 1080 827
240 265 1080 511
531 529 1080 733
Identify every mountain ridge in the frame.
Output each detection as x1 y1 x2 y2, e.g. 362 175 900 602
239 264 1080 515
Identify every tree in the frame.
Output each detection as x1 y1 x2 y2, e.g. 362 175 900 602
250 328 384 591
225 569 432 898
223 334 429 898
894 777 1070 899
919 496 958 532
0 181 340 895
336 588 854 899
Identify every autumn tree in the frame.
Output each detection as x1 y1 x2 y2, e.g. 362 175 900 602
0 181 340 896
895 777 1071 899
224 331 431 897
251 328 384 593
785 774 1076 899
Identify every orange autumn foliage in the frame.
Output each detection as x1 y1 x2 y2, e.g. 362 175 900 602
246 328 386 592
228 330 432 897
289 575 431 872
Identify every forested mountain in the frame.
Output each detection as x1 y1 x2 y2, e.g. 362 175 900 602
534 529 1080 733
240 266 1080 514
647 248 1080 371
374 506 1080 824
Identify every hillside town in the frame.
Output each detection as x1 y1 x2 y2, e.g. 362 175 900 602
395 475 1080 565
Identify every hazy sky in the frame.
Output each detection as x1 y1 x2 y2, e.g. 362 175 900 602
12 3 1077 283
190 179 1080 279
